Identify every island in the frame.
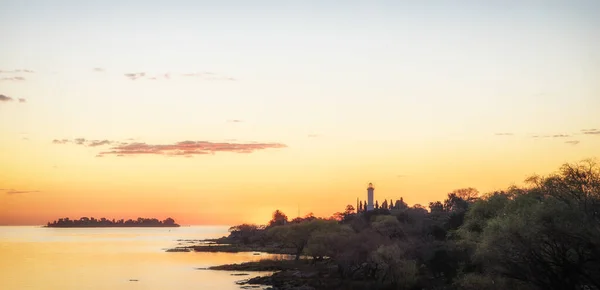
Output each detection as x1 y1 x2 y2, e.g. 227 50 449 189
45 217 180 227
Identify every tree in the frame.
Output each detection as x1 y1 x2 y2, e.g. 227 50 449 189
268 219 339 260
381 200 388 210
429 201 445 213
370 244 419 289
163 217 175 225
306 224 354 261
375 200 379 209
268 210 288 227
465 159 600 290
228 223 263 244
372 215 404 239
344 204 355 216
452 187 480 201
395 198 408 210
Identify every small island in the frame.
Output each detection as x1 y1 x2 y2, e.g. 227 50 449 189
45 217 180 227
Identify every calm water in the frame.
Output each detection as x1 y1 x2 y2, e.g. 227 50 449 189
0 226 276 290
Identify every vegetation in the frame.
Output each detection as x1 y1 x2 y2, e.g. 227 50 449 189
206 159 600 290
45 217 180 227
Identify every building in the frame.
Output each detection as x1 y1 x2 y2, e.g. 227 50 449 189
367 182 375 211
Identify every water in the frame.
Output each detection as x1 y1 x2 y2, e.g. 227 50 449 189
0 226 276 290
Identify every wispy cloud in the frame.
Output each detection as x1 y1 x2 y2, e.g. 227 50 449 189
124 72 146 80
0 94 27 103
123 71 234 81
92 67 105 72
88 140 112 147
7 190 40 195
531 134 571 138
0 69 34 74
565 140 580 145
0 76 26 81
0 188 41 195
582 129 600 135
494 133 514 136
52 138 115 146
52 139 70 144
227 119 243 123
53 138 287 157
99 141 287 157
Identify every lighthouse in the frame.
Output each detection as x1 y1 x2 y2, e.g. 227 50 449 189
367 183 375 211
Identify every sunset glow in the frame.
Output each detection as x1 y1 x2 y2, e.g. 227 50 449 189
1 0 599 225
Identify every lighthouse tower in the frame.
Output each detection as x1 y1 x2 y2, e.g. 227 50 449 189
367 183 375 211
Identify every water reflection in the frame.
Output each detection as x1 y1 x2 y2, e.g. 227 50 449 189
0 226 273 290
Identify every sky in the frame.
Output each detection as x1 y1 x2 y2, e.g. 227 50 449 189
1 0 599 225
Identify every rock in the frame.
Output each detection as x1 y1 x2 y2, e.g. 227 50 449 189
231 273 249 276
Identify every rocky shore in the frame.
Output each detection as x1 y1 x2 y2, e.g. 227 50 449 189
207 259 379 290
166 239 295 255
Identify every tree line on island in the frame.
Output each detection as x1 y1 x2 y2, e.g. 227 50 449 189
45 217 179 227
212 159 600 290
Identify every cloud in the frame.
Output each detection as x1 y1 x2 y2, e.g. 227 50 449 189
494 133 514 136
565 140 580 145
123 71 234 81
0 76 26 81
531 134 571 138
52 139 70 144
98 140 287 156
0 94 27 103
53 138 115 147
53 138 287 157
1 188 41 195
0 69 34 74
7 190 40 195
92 67 105 72
227 119 243 123
582 129 600 135
88 140 113 147
124 72 146 80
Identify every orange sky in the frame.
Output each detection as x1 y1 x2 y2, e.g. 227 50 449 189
1 1 599 225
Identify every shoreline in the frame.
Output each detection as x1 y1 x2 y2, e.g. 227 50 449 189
168 241 356 290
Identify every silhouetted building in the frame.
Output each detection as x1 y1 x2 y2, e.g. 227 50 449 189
367 183 375 211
